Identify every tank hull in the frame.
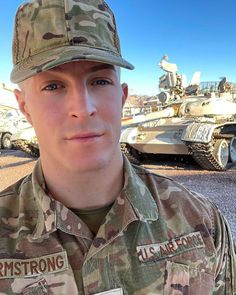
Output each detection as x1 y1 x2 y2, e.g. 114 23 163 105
11 126 39 157
120 114 236 171
121 118 191 155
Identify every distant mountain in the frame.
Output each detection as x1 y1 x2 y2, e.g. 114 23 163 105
125 95 159 107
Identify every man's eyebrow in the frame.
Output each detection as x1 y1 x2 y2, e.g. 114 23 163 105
47 63 116 73
87 64 116 73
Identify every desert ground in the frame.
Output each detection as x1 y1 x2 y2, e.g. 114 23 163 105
0 149 235 240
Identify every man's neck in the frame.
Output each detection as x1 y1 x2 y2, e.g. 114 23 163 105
40 152 124 210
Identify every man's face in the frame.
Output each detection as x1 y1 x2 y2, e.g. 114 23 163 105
15 61 128 173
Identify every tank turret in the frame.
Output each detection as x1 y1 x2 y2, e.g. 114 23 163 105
120 56 236 171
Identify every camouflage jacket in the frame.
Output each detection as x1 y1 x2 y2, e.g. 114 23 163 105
0 156 235 294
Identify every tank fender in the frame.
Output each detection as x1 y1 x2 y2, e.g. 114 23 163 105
120 127 139 143
181 123 218 143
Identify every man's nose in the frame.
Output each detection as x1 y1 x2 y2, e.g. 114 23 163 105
68 85 96 119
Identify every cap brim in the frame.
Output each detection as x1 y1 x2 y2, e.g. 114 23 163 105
11 46 134 83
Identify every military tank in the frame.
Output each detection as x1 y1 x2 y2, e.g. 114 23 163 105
0 84 30 149
0 105 30 149
11 126 39 157
120 56 236 171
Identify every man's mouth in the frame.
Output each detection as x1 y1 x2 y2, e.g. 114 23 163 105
66 132 104 142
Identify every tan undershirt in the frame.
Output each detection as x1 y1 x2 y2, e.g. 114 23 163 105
70 203 113 235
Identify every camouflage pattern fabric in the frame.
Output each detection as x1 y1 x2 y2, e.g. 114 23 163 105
11 0 134 83
0 156 235 294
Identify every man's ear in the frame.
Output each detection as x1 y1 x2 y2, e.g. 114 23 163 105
121 83 128 107
14 89 33 126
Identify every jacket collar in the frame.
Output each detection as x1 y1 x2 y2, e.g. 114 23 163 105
122 155 159 221
30 156 158 240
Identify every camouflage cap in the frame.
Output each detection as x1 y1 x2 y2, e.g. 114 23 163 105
11 0 134 83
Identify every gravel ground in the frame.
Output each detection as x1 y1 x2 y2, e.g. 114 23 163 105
0 149 235 241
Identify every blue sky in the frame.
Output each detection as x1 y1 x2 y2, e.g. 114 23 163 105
1 0 236 96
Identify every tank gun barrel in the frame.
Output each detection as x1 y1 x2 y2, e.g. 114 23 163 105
121 107 175 129
0 83 14 93
0 104 18 111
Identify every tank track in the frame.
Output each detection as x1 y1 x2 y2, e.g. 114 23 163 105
13 140 40 158
120 143 141 165
186 141 232 171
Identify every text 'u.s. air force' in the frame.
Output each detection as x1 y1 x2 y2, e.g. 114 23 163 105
137 231 205 263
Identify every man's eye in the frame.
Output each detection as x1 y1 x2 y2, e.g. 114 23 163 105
43 83 61 91
93 79 112 86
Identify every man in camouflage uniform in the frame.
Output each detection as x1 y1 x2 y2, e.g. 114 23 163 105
0 0 235 294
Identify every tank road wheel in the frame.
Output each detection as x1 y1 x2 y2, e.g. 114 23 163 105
213 139 229 169
189 140 230 171
229 137 236 163
2 133 12 149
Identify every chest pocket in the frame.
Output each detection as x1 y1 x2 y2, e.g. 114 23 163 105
164 261 214 295
0 270 79 295
108 249 215 295
22 278 51 295
11 273 79 295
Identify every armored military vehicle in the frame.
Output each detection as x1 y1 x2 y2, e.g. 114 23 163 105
11 126 39 157
0 104 30 149
120 56 236 171
0 83 39 156
0 84 39 156
0 84 30 149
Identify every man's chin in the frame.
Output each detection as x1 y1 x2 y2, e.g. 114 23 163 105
41 144 120 173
